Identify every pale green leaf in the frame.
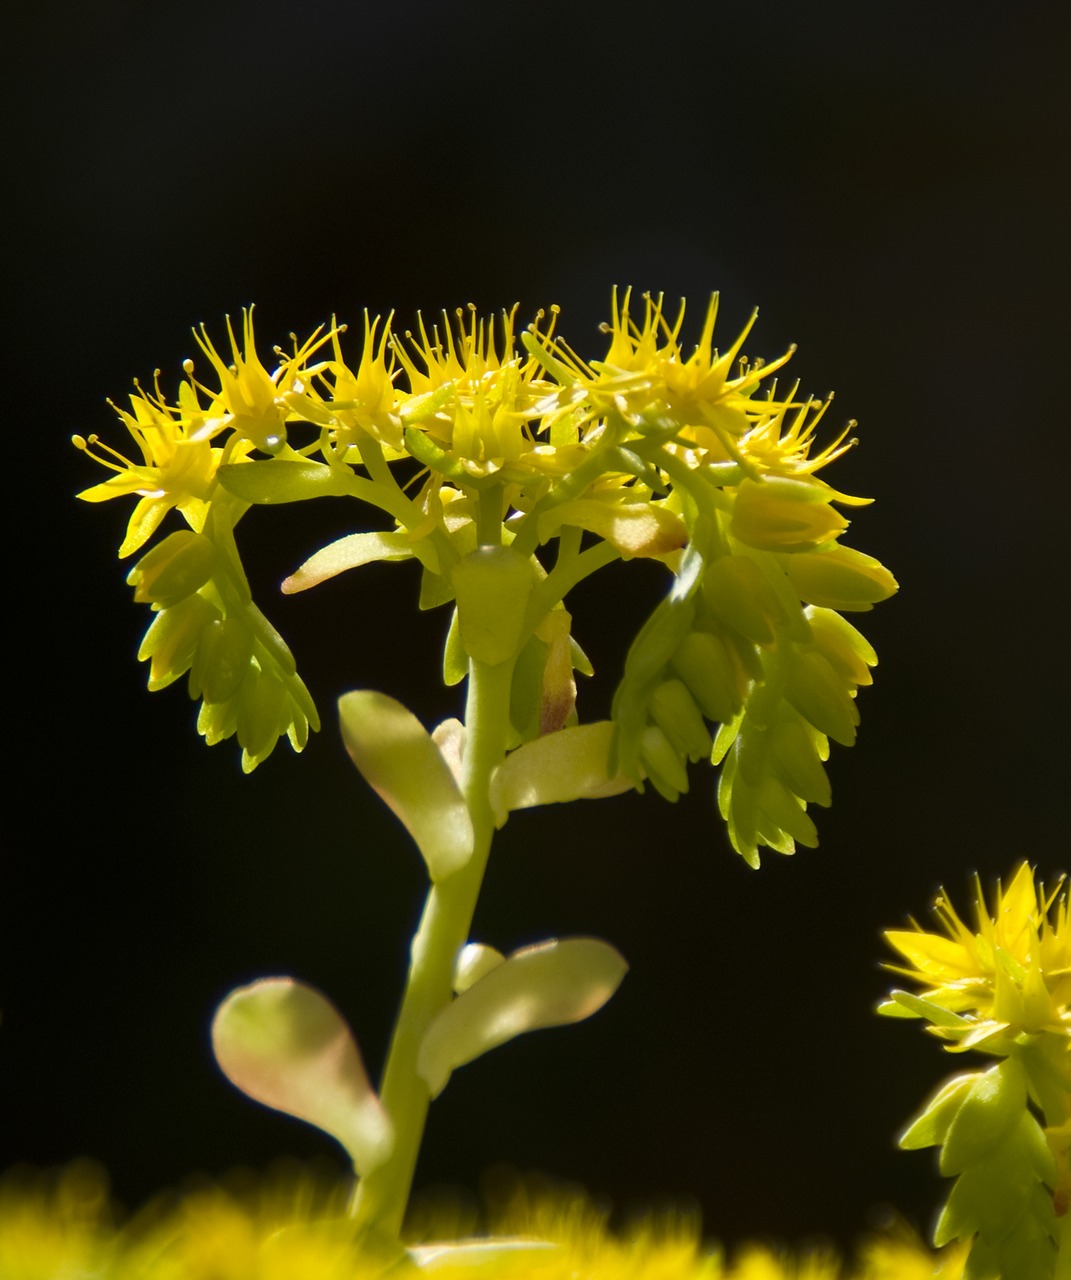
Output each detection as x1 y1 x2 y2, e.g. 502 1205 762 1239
417 937 628 1097
218 459 353 504
453 943 505 994
489 722 634 827
339 691 474 880
211 977 393 1176
899 1072 978 1149
282 531 415 594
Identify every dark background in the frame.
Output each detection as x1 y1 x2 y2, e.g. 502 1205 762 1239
4 0 1068 1257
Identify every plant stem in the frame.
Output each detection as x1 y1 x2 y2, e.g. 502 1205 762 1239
350 654 516 1241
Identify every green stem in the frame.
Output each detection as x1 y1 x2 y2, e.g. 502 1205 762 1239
350 655 516 1241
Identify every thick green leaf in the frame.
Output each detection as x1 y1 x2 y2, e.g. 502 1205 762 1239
451 547 535 666
453 942 505 994
417 937 628 1097
218 459 353 504
941 1060 1026 1175
489 722 634 826
339 691 473 880
282 531 415 594
211 977 393 1176
899 1072 977 1150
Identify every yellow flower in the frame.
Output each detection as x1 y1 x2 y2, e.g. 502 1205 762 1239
74 374 239 557
532 289 857 486
391 305 568 482
306 312 406 455
884 863 1071 1051
189 308 334 452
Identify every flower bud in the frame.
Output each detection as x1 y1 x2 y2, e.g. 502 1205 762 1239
769 715 832 807
804 607 877 687
756 775 818 848
638 724 689 802
700 554 783 646
236 664 290 772
671 628 749 725
785 649 859 747
785 545 897 611
729 477 848 552
192 616 255 704
137 592 221 690
648 679 714 762
127 530 216 606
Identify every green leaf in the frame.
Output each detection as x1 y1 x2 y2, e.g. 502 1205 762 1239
899 1072 978 1150
489 722 634 827
452 943 505 994
941 1060 1027 1175
882 989 973 1028
211 977 393 1176
218 459 354 504
417 937 628 1097
338 691 474 880
282 531 416 594
451 546 535 666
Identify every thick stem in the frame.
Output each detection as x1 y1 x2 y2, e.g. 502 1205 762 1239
350 655 515 1241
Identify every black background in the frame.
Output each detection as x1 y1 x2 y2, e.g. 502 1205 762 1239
4 0 1069 1256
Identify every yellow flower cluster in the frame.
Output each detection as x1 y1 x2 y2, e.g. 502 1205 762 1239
883 862 1071 1053
76 294 895 851
881 865 1070 1280
0 1164 965 1280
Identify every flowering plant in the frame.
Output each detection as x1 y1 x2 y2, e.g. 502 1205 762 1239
11 290 1062 1277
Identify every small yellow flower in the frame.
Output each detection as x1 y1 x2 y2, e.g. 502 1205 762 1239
74 374 239 556
533 289 856 487
392 305 566 482
189 308 332 452
307 312 406 455
884 863 1071 1051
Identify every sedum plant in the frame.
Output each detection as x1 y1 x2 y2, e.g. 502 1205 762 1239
881 864 1070 1280
39 286 1060 1277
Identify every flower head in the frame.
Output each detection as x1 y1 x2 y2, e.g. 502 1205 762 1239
883 862 1071 1052
391 305 567 483
532 289 858 487
74 374 240 556
189 308 332 452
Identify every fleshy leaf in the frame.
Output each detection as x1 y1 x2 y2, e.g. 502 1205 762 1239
451 546 535 666
489 722 635 827
417 937 628 1097
899 1073 978 1150
537 499 687 557
211 977 393 1176
217 459 353 503
339 691 473 881
282 531 415 594
453 942 505 993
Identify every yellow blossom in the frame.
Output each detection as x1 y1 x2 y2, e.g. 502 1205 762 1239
391 305 568 483
307 312 406 455
532 289 855 486
189 308 333 452
884 862 1071 1051
74 374 240 556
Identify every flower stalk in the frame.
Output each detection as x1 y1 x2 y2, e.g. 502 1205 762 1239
351 654 517 1239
